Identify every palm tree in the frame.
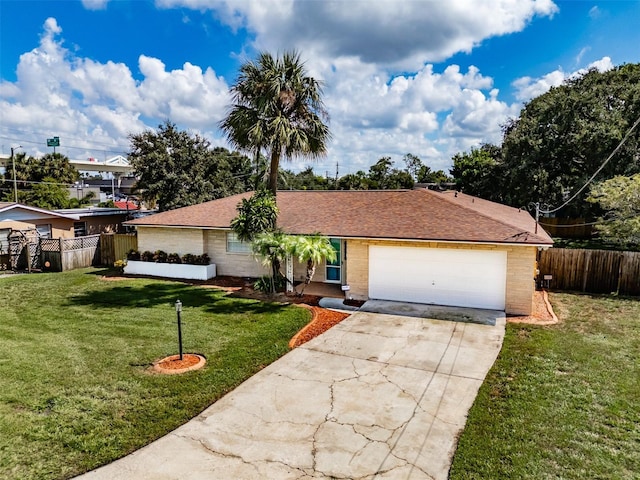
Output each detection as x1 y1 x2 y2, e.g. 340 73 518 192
220 51 330 194
290 234 337 295
231 189 279 242
251 231 293 294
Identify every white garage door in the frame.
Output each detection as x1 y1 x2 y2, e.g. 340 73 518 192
369 246 507 310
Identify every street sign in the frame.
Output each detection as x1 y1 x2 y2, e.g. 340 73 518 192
46 136 60 147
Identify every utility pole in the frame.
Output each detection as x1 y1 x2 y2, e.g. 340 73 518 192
335 161 339 184
10 145 22 203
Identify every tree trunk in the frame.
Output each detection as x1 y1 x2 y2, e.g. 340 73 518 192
268 148 280 195
299 260 316 295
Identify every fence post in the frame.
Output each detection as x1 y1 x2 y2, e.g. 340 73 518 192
59 238 65 272
616 253 624 295
582 250 591 292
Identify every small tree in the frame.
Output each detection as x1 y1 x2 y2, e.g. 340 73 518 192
251 231 292 294
231 189 279 242
290 234 337 295
588 174 640 246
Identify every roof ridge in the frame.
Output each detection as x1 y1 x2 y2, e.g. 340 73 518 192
419 189 549 243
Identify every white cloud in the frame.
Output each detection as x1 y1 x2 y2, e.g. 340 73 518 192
512 56 614 102
585 56 614 73
157 0 558 69
1 7 554 173
512 69 566 101
0 18 230 158
588 6 601 19
576 46 590 64
81 0 110 11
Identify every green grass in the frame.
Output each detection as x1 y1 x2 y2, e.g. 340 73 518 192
450 292 640 479
0 268 310 480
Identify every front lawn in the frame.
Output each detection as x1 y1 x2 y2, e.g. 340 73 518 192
0 269 310 480
450 292 640 479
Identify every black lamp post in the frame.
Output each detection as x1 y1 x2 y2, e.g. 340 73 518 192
175 300 183 360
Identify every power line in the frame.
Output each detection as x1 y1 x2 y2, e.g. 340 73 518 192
539 220 601 228
540 114 640 215
0 126 131 150
0 135 129 157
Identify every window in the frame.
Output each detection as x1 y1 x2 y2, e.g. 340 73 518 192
0 229 10 255
35 224 52 239
74 222 87 237
226 232 251 254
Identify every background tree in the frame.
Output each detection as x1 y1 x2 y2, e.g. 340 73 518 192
279 166 331 190
1 152 81 207
337 170 370 190
129 121 252 211
500 64 640 216
404 153 453 184
220 51 331 194
450 144 502 201
588 174 640 246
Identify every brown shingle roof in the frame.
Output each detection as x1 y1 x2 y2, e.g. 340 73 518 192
126 190 553 245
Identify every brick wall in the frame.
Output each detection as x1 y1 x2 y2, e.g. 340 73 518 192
345 240 369 300
505 246 536 315
137 227 205 255
205 230 268 277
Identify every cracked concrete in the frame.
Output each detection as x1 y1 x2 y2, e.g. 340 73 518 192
76 308 505 480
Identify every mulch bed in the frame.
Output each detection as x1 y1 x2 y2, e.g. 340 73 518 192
289 306 351 348
507 290 558 325
152 354 206 375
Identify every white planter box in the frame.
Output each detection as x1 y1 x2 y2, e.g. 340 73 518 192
124 260 216 280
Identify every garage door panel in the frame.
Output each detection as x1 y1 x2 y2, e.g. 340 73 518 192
369 246 506 310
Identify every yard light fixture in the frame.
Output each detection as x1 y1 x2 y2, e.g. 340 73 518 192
10 145 22 203
175 300 183 360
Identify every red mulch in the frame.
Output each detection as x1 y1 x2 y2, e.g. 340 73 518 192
290 306 351 348
156 354 201 370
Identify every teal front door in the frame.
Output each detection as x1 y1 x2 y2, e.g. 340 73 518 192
326 238 341 283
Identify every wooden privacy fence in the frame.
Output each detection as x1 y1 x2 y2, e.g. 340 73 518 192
538 248 640 296
41 235 101 272
100 233 137 266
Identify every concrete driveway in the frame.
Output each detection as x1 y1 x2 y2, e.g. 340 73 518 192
78 309 505 480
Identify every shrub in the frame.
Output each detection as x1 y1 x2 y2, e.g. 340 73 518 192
254 274 286 293
254 276 272 293
130 250 210 265
181 253 196 265
113 259 127 273
167 253 182 264
153 250 168 263
194 253 210 265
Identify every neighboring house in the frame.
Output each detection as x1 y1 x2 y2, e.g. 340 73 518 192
125 190 554 315
54 207 132 237
0 202 80 241
0 202 131 241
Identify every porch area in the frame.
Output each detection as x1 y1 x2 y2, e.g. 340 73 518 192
294 281 344 298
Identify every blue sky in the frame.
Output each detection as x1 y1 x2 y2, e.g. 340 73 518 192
1 0 639 175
